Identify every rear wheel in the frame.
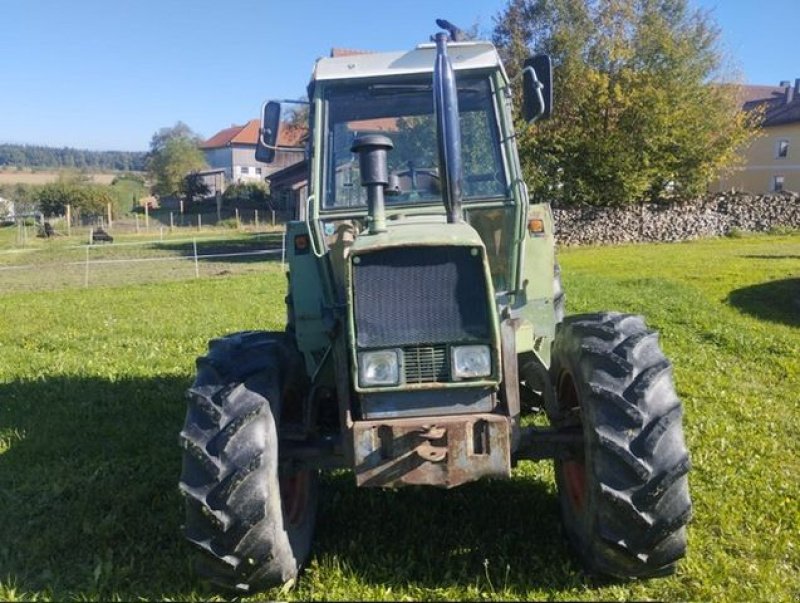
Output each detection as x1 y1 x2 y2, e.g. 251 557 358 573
179 331 318 592
549 313 691 578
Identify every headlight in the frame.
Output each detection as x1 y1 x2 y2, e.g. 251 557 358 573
358 349 400 386
451 345 491 379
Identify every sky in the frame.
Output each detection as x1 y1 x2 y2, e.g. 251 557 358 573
1 0 798 152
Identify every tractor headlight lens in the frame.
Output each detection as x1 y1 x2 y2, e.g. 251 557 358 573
451 345 491 379
358 349 400 387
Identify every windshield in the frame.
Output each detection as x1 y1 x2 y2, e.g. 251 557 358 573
323 74 507 209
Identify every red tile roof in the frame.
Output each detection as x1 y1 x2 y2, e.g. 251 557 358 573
231 119 261 145
200 124 246 149
201 119 308 149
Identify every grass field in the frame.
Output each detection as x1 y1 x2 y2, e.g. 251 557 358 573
0 231 798 601
0 225 284 293
0 169 117 186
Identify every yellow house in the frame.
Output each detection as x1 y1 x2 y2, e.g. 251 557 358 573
713 79 800 194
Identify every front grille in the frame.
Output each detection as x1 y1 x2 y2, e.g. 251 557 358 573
403 345 449 383
352 246 491 348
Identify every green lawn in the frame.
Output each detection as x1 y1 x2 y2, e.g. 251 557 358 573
0 225 284 293
0 232 798 601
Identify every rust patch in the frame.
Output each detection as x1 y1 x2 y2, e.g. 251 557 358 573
353 413 511 488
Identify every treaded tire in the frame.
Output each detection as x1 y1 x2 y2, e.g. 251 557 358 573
179 330 318 592
549 312 691 579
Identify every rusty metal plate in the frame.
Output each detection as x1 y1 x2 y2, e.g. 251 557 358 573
353 413 511 488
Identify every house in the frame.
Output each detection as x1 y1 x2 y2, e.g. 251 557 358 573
199 119 305 192
713 79 800 194
0 196 13 223
268 159 309 219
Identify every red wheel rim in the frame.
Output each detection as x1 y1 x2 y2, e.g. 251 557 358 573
562 458 587 512
280 470 309 526
558 371 587 513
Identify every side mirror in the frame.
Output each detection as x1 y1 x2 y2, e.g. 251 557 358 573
256 101 282 163
521 54 553 123
256 100 310 164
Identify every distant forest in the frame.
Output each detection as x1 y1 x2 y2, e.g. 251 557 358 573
0 144 147 171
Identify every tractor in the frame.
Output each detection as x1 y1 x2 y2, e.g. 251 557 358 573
178 23 691 592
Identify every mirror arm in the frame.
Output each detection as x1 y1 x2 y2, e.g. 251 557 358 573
522 66 546 123
257 139 306 153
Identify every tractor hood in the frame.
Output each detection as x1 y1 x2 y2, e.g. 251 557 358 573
348 216 486 256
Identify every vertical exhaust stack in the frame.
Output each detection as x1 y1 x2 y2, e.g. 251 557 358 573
433 32 464 224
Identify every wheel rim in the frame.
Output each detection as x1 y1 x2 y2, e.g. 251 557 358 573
278 369 312 528
558 370 587 514
280 470 310 527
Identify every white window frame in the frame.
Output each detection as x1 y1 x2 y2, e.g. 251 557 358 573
773 175 785 192
240 166 250 175
776 139 789 159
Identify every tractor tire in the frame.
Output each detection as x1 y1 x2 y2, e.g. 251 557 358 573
179 331 318 593
549 312 691 579
554 260 566 324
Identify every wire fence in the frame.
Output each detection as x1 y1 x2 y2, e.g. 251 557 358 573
0 229 286 294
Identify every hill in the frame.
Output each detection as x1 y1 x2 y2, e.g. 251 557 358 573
0 143 147 172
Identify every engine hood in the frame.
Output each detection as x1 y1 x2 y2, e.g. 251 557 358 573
349 216 486 255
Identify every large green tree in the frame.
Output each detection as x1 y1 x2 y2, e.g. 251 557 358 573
36 181 113 217
147 131 207 199
493 0 757 205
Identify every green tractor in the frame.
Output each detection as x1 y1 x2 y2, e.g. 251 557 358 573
179 24 691 592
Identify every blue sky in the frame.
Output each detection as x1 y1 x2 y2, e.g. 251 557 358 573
1 0 797 152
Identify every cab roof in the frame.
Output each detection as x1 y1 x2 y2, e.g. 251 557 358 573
312 41 502 83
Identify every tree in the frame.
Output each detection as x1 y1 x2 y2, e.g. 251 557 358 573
0 144 146 171
148 121 203 154
36 182 113 217
148 135 207 198
222 181 270 207
184 172 211 203
493 0 757 205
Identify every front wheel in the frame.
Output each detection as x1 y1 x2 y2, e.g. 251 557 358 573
179 331 318 592
550 313 691 579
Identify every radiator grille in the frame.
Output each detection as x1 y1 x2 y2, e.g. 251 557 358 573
403 345 449 383
352 246 491 348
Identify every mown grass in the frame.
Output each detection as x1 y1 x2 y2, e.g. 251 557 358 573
0 225 284 293
0 232 798 601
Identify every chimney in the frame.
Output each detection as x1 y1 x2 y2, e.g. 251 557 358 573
795 78 800 98
785 83 795 105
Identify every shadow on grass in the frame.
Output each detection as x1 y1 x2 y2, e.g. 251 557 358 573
727 278 800 327
0 375 581 600
153 235 283 265
739 254 800 260
309 469 581 595
0 376 195 600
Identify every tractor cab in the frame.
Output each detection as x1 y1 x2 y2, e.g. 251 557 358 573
260 37 552 295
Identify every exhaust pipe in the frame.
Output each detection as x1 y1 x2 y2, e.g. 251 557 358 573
433 32 463 224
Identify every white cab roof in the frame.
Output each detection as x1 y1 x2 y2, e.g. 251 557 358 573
313 41 502 82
